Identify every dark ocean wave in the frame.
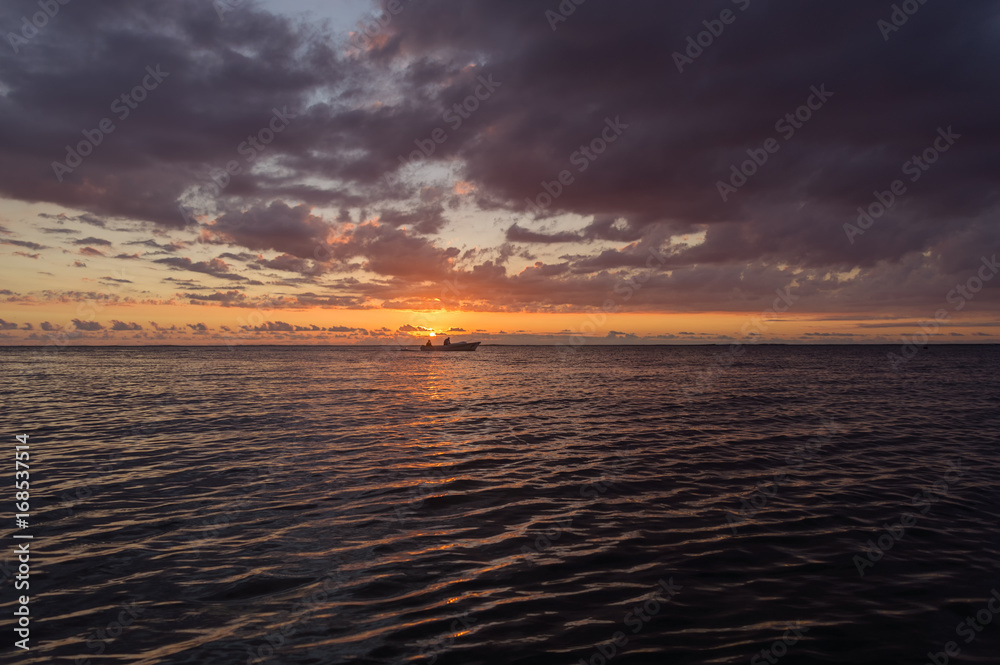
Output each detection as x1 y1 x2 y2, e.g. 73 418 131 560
1 345 999 664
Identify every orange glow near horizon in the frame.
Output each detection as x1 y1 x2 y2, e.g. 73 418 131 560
1 300 998 345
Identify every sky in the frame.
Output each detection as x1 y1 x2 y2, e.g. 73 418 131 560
0 0 998 346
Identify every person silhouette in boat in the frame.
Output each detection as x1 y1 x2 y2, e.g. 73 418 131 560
425 339 432 347
444 337 451 346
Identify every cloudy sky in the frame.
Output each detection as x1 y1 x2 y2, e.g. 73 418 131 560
1 0 998 345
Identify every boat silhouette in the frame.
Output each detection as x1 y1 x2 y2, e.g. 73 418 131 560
421 338 481 352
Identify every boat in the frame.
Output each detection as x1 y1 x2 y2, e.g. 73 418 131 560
420 341 481 352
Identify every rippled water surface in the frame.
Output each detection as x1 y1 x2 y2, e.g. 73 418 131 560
2 345 1000 664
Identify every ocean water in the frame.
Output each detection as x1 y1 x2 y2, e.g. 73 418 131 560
2 345 999 665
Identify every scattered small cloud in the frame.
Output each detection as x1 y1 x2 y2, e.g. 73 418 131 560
2 239 47 250
155 257 246 281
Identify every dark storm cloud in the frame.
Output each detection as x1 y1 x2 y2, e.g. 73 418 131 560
377 204 448 234
0 0 349 227
2 239 47 250
201 202 331 259
381 0 997 261
154 256 247 281
4 1 997 251
37 213 107 228
182 290 247 305
2 0 998 315
257 254 316 274
506 224 581 244
247 321 295 332
332 222 461 279
217 251 260 263
124 239 184 252
292 293 366 308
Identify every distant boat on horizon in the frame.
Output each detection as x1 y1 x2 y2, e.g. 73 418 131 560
420 340 481 352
